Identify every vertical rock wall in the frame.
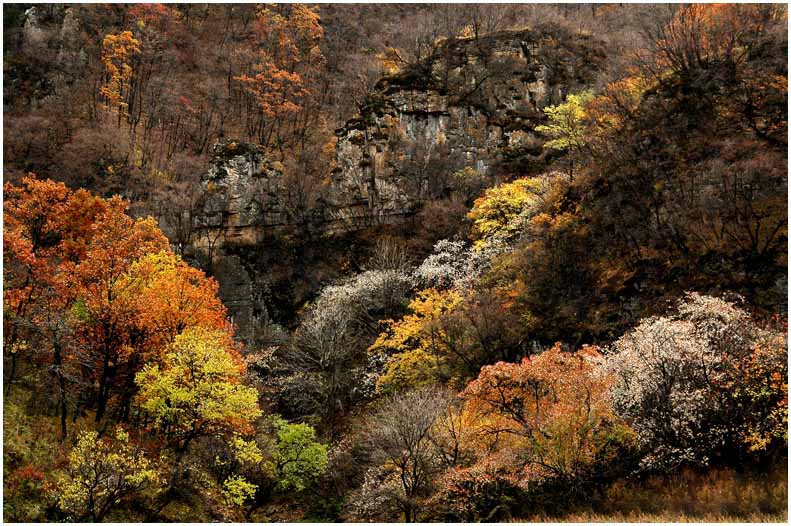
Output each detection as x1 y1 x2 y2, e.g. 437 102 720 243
327 24 605 224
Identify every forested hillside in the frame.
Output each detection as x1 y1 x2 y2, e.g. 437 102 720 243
3 4 788 522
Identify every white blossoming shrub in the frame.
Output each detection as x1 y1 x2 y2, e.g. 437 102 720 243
413 239 503 291
314 269 414 329
277 269 413 421
344 466 403 521
607 292 780 469
413 240 470 289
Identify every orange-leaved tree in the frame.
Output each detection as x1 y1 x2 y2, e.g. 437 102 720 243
460 344 635 489
3 176 241 435
108 251 232 421
4 178 123 437
59 193 169 422
234 5 325 148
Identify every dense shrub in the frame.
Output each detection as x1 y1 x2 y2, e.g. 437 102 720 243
428 461 527 522
608 293 787 469
462 344 637 487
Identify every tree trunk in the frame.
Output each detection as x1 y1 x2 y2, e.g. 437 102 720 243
95 355 112 423
53 340 69 440
5 352 18 396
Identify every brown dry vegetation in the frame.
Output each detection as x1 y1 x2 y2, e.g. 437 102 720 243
522 466 788 523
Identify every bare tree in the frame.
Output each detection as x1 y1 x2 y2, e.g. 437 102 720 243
362 386 453 522
276 270 413 434
366 236 412 272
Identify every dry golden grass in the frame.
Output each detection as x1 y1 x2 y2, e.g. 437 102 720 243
525 510 786 523
514 465 788 523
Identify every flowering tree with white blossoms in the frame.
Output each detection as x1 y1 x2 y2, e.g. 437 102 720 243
607 292 785 469
413 239 507 292
276 269 413 428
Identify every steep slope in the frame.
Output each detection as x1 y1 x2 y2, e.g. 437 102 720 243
191 24 606 343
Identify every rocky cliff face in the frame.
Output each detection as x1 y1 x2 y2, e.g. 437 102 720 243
190 142 287 343
196 141 287 245
197 23 605 240
193 24 605 343
328 24 605 224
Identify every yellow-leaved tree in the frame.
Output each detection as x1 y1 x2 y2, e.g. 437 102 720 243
57 428 161 522
370 288 463 393
100 31 141 121
535 90 595 178
135 326 262 454
467 177 549 250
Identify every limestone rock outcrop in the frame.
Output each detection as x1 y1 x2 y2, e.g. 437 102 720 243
192 142 291 343
197 24 605 239
328 24 605 224
196 141 287 245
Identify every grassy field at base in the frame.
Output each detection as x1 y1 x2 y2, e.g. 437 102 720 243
523 510 787 523
513 464 788 523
